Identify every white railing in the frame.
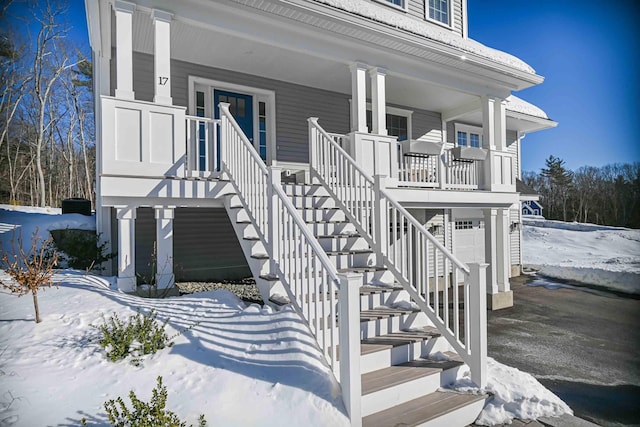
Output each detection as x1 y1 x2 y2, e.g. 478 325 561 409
219 105 361 419
444 150 481 190
398 154 441 187
309 118 487 387
185 115 220 177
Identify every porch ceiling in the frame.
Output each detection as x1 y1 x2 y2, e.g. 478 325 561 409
126 5 481 114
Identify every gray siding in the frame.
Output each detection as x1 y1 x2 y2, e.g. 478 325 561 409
407 0 424 21
506 130 519 178
125 52 351 163
411 108 442 142
452 0 463 35
116 207 249 283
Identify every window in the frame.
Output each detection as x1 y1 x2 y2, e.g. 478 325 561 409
364 105 412 141
455 124 482 148
427 0 449 25
374 0 406 10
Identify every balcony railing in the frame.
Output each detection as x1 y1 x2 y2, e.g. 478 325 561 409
185 115 221 178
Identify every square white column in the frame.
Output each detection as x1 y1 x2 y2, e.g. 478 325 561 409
114 1 135 100
350 63 368 133
483 208 498 295
496 208 511 292
369 67 387 135
155 207 175 289
493 98 506 151
152 9 173 105
116 206 136 292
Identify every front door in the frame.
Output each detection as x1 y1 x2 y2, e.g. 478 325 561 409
214 89 254 141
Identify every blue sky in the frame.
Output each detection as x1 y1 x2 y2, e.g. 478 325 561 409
468 0 640 172
48 0 640 172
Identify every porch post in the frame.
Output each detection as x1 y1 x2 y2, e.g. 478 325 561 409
114 1 135 100
116 206 136 292
154 206 175 289
369 67 387 135
268 166 281 277
481 97 495 191
483 208 498 295
493 98 506 151
350 63 368 133
152 9 173 105
496 208 510 292
468 262 488 388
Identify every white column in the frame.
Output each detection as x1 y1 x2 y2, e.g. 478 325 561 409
496 208 510 292
116 206 136 292
483 208 498 295
369 67 387 135
481 96 496 150
493 98 506 151
350 63 368 133
152 9 173 105
468 262 488 388
114 1 135 100
155 207 174 289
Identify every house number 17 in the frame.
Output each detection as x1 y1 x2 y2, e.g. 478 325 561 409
158 77 169 86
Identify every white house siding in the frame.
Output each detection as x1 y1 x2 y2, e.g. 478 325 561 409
506 130 519 178
452 0 463 35
405 0 464 37
509 204 521 275
407 0 424 22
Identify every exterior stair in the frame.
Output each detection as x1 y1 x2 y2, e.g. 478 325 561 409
223 172 486 426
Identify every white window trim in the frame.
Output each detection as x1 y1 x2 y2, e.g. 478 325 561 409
454 123 482 147
373 0 408 12
425 0 453 29
188 76 277 165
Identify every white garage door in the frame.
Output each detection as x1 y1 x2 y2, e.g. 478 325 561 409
455 220 485 264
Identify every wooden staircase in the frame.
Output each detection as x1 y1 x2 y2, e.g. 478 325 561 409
224 182 487 426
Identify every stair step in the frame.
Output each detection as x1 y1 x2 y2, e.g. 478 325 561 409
361 327 441 349
362 360 443 396
339 266 387 273
362 390 487 427
325 249 374 256
250 253 269 260
360 307 420 322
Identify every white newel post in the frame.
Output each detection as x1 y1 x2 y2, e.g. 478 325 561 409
373 175 388 255
268 166 281 276
350 63 368 133
116 206 136 292
114 1 135 100
338 272 363 427
468 263 488 388
369 67 387 136
152 9 172 105
155 207 175 289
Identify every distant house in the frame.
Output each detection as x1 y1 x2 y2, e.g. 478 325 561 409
84 0 557 425
518 180 544 217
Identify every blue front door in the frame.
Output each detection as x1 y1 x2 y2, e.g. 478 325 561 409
215 89 253 135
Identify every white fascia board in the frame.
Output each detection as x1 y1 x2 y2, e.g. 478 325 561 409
506 110 558 133
389 188 519 208
85 0 101 53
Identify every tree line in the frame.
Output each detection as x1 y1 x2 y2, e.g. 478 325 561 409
0 1 94 208
523 156 640 228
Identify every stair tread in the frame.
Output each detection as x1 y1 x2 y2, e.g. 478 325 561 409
315 233 361 238
305 219 350 224
325 249 373 255
360 307 420 322
338 266 387 273
361 327 440 348
362 390 486 427
250 253 269 260
360 284 403 293
362 360 444 395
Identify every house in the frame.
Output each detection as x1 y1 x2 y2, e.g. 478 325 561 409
519 180 544 217
84 0 557 425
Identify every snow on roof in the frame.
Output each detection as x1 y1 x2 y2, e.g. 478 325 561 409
506 95 550 119
314 0 536 74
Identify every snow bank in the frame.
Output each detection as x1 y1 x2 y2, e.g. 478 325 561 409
314 0 535 73
0 271 348 426
449 357 572 425
523 218 640 294
0 204 96 257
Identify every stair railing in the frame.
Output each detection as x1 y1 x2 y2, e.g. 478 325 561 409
219 104 362 422
309 117 487 388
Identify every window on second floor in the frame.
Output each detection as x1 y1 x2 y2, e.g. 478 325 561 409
455 123 482 148
427 0 450 26
366 107 412 141
374 0 407 11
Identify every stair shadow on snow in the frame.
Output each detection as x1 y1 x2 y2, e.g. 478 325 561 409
54 271 346 414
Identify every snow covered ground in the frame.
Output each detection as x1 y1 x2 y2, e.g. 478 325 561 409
0 206 575 426
522 217 640 294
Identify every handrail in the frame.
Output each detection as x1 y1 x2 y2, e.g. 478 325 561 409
309 118 486 385
219 104 342 373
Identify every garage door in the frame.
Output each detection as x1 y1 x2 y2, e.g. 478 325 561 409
454 220 485 264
